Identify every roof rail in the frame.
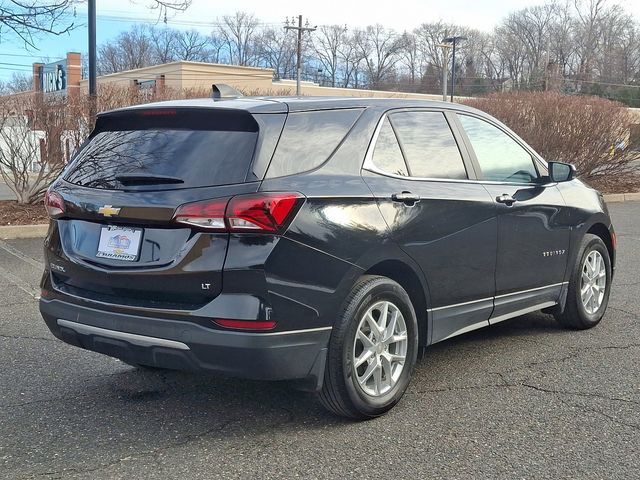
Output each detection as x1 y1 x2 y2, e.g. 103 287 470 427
211 84 244 101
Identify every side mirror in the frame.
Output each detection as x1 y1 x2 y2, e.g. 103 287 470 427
548 161 576 183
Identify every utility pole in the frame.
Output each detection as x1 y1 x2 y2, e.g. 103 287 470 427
438 43 452 101
88 0 97 121
443 36 467 102
285 15 316 96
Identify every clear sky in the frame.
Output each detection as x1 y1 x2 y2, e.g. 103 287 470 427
1 0 639 81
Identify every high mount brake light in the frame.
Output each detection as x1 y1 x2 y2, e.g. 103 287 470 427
172 192 304 233
44 189 65 218
139 109 178 116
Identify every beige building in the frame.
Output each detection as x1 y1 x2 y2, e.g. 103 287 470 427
75 59 446 101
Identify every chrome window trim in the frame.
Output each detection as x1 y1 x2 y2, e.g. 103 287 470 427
362 111 546 187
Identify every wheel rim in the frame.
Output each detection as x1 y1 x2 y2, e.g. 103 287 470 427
352 300 408 397
580 250 607 314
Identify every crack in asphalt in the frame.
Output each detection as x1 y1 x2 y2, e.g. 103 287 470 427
28 419 238 479
25 404 297 479
608 306 640 319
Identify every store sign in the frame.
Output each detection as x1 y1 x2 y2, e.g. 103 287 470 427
41 60 67 94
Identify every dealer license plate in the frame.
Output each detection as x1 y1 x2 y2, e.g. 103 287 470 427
96 226 142 261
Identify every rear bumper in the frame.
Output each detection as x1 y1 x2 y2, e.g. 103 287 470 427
40 298 330 390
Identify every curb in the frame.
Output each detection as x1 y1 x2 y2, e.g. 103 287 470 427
603 193 640 203
0 224 49 240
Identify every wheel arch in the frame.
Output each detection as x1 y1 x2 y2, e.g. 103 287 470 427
363 259 429 347
586 222 615 270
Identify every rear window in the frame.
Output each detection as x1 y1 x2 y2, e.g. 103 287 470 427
64 109 258 190
265 109 362 178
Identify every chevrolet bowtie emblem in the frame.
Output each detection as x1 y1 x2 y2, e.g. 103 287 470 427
98 205 121 217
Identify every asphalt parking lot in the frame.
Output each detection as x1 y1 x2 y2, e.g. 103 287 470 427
1 202 638 479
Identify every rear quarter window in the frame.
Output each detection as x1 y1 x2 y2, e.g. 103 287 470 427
265 109 362 178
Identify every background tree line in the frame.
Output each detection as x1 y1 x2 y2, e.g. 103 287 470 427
88 1 640 106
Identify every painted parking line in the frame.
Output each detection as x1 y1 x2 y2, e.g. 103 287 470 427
0 262 39 299
0 239 44 269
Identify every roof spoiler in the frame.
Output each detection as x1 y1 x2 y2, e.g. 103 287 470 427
212 84 244 101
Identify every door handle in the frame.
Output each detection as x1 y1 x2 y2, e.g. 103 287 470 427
392 192 421 206
496 193 516 206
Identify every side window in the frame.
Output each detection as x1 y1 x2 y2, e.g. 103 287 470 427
371 118 408 176
458 115 538 183
389 111 467 179
266 109 361 178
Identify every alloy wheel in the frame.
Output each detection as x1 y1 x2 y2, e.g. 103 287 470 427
580 250 607 314
352 300 408 397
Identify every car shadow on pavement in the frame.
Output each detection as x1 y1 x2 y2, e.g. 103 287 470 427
55 312 565 436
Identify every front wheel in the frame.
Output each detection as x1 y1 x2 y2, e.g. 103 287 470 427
555 234 612 329
318 275 418 419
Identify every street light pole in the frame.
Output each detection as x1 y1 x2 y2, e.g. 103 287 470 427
88 0 97 121
437 43 452 101
443 35 467 102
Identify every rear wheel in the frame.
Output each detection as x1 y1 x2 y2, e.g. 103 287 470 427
555 234 612 329
318 275 418 419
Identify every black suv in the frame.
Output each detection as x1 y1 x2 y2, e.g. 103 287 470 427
40 96 615 419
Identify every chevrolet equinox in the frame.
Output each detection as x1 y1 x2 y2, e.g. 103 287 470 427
40 95 616 419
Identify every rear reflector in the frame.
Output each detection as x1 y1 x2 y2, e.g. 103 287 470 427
173 192 304 233
214 319 277 330
44 189 65 218
611 231 617 250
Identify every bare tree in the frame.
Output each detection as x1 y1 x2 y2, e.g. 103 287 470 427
255 26 296 79
356 24 405 88
98 25 155 74
0 0 75 48
217 11 259 66
174 29 210 61
0 93 67 203
573 0 608 81
313 25 347 87
149 26 178 64
0 0 192 49
0 72 31 94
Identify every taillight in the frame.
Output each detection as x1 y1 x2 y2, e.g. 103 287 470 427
173 197 229 231
44 189 65 218
226 193 304 232
173 192 304 233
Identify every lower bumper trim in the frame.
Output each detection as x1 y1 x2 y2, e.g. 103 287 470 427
57 319 190 350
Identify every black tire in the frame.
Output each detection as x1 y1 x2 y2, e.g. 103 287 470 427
555 234 612 329
318 275 419 420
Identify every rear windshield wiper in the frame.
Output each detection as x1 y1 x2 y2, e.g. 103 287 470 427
115 173 184 185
